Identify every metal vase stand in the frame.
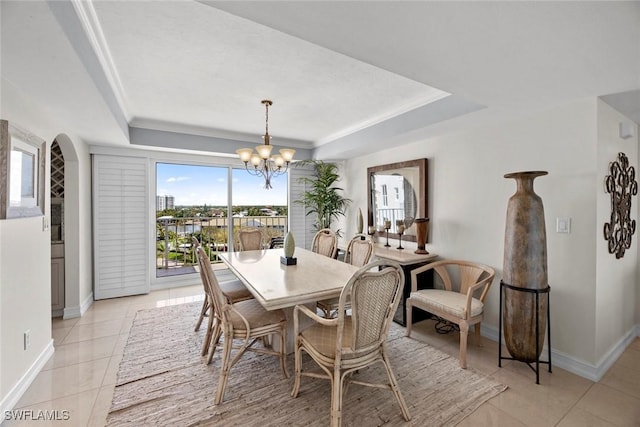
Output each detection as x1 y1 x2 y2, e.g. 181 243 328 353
498 280 552 384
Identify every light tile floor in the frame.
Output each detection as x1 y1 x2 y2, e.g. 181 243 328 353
6 284 640 426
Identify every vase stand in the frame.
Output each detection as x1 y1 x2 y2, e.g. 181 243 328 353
498 280 552 384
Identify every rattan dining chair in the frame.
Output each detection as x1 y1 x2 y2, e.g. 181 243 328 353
405 259 495 369
192 237 253 359
311 228 338 259
238 228 264 251
317 235 374 318
269 236 285 249
292 260 411 427
196 246 288 404
343 234 374 266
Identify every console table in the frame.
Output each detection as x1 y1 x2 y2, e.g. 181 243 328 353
373 246 438 326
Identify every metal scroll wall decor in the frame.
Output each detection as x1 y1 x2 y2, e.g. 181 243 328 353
604 152 638 259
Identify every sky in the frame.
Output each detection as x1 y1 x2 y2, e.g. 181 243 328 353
156 163 288 206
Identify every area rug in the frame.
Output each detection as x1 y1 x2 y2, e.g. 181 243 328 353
107 302 506 426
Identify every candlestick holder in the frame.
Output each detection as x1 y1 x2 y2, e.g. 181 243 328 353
384 225 391 247
367 226 377 241
396 225 405 250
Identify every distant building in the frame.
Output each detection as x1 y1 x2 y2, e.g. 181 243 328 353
156 195 175 211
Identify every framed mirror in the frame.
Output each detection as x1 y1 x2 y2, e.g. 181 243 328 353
367 159 428 243
0 120 46 219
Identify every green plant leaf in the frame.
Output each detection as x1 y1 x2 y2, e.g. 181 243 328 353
294 160 351 236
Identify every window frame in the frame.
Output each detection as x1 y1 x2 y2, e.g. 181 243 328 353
0 120 46 219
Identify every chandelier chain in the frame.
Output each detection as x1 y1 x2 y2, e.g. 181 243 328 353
262 99 272 144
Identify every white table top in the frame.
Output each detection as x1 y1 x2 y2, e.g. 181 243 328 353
373 245 438 266
219 248 360 311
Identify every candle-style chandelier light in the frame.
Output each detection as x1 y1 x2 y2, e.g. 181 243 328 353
236 100 295 189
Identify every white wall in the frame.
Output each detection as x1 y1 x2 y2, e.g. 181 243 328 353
595 100 639 364
0 217 51 396
0 78 92 410
338 98 633 373
0 80 55 406
76 140 93 312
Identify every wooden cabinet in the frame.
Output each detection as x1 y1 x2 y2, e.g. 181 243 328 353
373 246 438 326
393 263 434 326
51 243 65 317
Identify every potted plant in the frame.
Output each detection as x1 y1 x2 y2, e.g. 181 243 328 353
295 160 351 236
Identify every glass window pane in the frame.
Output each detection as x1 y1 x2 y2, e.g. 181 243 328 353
231 169 288 249
156 163 228 278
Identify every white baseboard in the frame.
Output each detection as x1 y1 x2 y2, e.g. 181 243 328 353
0 340 54 417
481 323 639 382
592 326 639 382
62 292 93 319
62 305 80 319
81 292 93 315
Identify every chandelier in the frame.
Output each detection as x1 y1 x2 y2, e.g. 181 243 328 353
236 100 295 189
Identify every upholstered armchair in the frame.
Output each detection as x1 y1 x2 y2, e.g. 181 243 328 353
405 259 495 369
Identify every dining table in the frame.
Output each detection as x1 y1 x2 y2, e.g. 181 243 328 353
219 247 360 352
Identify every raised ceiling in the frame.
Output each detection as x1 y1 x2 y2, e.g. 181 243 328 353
1 1 639 159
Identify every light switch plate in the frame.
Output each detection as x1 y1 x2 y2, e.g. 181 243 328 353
556 217 571 234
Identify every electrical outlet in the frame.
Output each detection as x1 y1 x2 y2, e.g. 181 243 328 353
24 330 30 350
556 217 571 234
43 216 49 231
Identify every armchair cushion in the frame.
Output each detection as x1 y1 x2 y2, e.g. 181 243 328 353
410 289 484 319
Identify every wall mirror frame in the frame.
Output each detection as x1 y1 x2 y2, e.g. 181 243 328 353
0 119 46 219
367 158 428 243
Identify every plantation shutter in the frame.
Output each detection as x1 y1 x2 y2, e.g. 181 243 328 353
93 154 149 299
288 164 316 250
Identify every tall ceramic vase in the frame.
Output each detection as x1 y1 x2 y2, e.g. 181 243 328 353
502 171 549 362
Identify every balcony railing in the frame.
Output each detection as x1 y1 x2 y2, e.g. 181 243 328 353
156 215 287 277
375 208 407 233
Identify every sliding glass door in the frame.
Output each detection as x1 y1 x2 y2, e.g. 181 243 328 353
155 163 229 278
155 162 288 278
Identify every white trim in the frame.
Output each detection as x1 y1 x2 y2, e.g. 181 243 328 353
0 340 54 416
89 143 246 166
81 292 93 315
480 322 501 343
315 91 450 146
62 292 93 320
550 347 599 382
592 326 639 382
70 0 130 120
481 323 639 382
63 305 80 319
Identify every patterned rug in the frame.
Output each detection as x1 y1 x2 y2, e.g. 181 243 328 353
107 302 506 426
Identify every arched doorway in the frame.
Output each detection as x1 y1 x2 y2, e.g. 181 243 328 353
50 134 81 318
50 140 65 317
